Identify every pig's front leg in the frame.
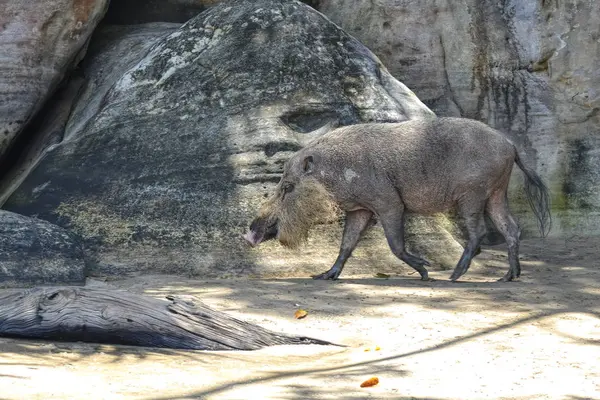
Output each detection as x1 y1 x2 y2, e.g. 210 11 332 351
313 209 374 280
378 206 432 281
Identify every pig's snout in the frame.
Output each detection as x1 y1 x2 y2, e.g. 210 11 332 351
242 231 260 247
243 217 279 247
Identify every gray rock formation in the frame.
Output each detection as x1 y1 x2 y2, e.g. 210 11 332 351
101 0 322 24
0 0 109 163
0 75 85 206
0 23 180 206
102 0 214 24
64 23 182 142
0 211 86 288
316 0 600 236
4 0 473 278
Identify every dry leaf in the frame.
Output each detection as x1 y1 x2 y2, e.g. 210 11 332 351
363 348 371 352
360 377 379 388
294 309 308 319
375 346 381 351
375 273 390 279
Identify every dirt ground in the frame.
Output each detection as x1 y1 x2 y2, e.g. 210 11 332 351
1 237 599 400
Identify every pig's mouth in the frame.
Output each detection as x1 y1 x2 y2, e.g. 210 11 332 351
242 219 278 247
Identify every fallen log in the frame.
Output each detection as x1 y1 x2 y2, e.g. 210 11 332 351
0 287 335 350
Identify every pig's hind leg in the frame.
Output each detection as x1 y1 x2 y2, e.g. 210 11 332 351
485 188 522 282
378 205 431 281
449 194 487 281
313 209 374 280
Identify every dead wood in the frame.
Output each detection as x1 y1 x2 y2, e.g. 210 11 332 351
0 287 335 350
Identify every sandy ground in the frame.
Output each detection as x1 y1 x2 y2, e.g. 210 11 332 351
0 237 599 400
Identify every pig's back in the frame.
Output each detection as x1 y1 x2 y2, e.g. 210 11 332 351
314 118 516 213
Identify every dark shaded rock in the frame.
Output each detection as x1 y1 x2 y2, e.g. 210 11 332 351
101 0 325 24
0 0 109 164
0 75 85 206
5 0 474 279
316 0 600 236
0 23 180 207
0 211 86 288
103 0 214 24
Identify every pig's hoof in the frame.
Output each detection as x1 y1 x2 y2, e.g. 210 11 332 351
401 252 430 267
449 270 464 282
312 270 340 280
449 262 471 281
497 273 518 282
497 266 521 282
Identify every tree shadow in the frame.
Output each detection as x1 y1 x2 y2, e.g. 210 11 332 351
0 374 27 379
274 385 441 400
142 309 585 400
0 339 256 366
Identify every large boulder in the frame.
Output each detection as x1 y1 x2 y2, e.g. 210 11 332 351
4 0 473 279
65 23 182 141
0 0 109 164
102 0 215 24
0 23 181 206
0 75 85 206
315 0 600 236
101 0 322 24
0 211 86 288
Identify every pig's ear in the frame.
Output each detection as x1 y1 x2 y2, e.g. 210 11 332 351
302 155 314 173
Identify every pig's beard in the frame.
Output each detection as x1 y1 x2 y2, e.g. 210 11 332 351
275 178 341 249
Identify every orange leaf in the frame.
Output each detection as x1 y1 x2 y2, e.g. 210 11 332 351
294 309 308 319
360 377 379 388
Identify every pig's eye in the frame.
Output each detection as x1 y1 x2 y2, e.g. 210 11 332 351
283 183 294 194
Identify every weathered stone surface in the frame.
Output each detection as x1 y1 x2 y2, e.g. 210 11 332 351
0 0 109 164
0 211 86 288
0 23 179 207
0 75 85 206
101 0 322 24
103 0 216 24
4 0 476 278
65 23 182 141
316 0 600 236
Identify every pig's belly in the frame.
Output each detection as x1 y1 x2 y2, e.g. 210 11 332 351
338 195 452 215
339 201 369 212
402 190 454 214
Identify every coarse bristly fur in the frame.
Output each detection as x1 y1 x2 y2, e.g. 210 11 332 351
261 178 341 249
